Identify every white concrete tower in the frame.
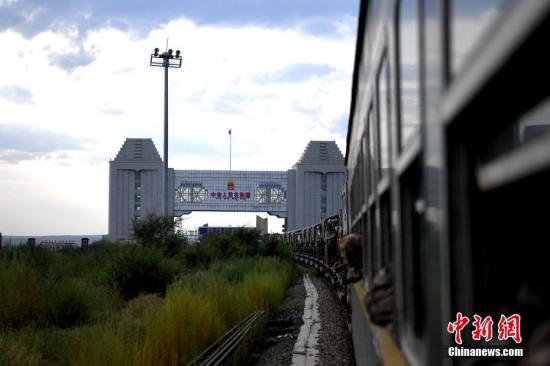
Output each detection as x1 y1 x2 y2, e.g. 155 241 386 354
108 138 173 241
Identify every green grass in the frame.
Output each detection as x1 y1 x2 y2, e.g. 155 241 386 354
0 230 297 365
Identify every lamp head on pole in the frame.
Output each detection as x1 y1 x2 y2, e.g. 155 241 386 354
150 46 182 68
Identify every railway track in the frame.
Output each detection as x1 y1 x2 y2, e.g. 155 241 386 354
188 310 265 366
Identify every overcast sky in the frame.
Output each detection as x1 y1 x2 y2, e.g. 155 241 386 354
0 0 359 236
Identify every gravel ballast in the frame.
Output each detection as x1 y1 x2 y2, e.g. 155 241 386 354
247 277 306 366
311 275 356 366
247 270 356 366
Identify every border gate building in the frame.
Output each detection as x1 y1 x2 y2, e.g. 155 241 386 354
108 139 345 240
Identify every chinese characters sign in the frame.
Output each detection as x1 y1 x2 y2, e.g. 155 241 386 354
447 312 522 344
210 191 252 200
173 170 288 216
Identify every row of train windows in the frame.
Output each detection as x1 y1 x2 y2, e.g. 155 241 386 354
348 56 392 222
351 0 514 238
394 0 514 151
351 195 392 282
348 0 422 216
351 0 516 210
354 0 542 343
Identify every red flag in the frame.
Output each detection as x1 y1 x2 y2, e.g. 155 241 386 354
229 129 231 135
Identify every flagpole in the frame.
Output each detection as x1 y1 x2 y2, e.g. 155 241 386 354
229 129 232 171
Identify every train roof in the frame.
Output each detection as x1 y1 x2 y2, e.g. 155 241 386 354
345 0 369 165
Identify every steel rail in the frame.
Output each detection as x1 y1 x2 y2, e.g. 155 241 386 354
188 310 265 366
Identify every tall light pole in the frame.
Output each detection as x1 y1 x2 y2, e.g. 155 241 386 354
150 47 182 216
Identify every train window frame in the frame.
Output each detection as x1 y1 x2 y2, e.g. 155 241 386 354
397 0 422 154
366 108 375 202
376 53 392 192
368 107 378 203
373 48 393 272
443 2 550 355
358 136 365 212
379 190 392 268
449 0 511 79
394 0 428 358
398 156 426 340
362 131 370 209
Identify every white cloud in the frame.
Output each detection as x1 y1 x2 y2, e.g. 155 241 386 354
0 0 18 6
0 16 355 235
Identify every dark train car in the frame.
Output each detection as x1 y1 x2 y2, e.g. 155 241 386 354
282 3 550 362
313 223 323 259
322 215 340 266
345 0 550 365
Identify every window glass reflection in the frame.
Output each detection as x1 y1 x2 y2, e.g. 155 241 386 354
451 0 508 73
517 98 550 146
369 110 377 191
399 0 420 149
378 60 391 180
363 133 371 198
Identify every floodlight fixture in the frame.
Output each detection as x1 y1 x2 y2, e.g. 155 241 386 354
149 46 183 216
150 47 182 68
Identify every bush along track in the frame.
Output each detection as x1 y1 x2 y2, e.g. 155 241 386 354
0 214 297 366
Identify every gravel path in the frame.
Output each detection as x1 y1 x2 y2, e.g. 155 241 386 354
247 271 355 366
247 277 306 366
311 275 356 366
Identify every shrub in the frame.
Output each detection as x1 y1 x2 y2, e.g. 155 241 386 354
141 283 225 366
132 214 186 256
261 235 295 262
230 228 262 257
0 332 46 366
108 246 178 300
0 243 53 276
196 228 263 260
178 244 213 269
201 234 234 259
141 257 295 366
0 260 46 328
46 279 93 328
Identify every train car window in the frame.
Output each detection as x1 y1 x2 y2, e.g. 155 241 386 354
362 132 370 201
398 0 421 150
369 109 378 193
380 191 392 266
449 117 550 351
350 172 356 219
359 216 367 281
471 172 550 349
476 96 550 168
368 206 377 280
450 0 509 74
516 97 550 145
365 110 374 200
358 141 365 208
400 158 425 337
353 164 362 216
377 58 391 181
